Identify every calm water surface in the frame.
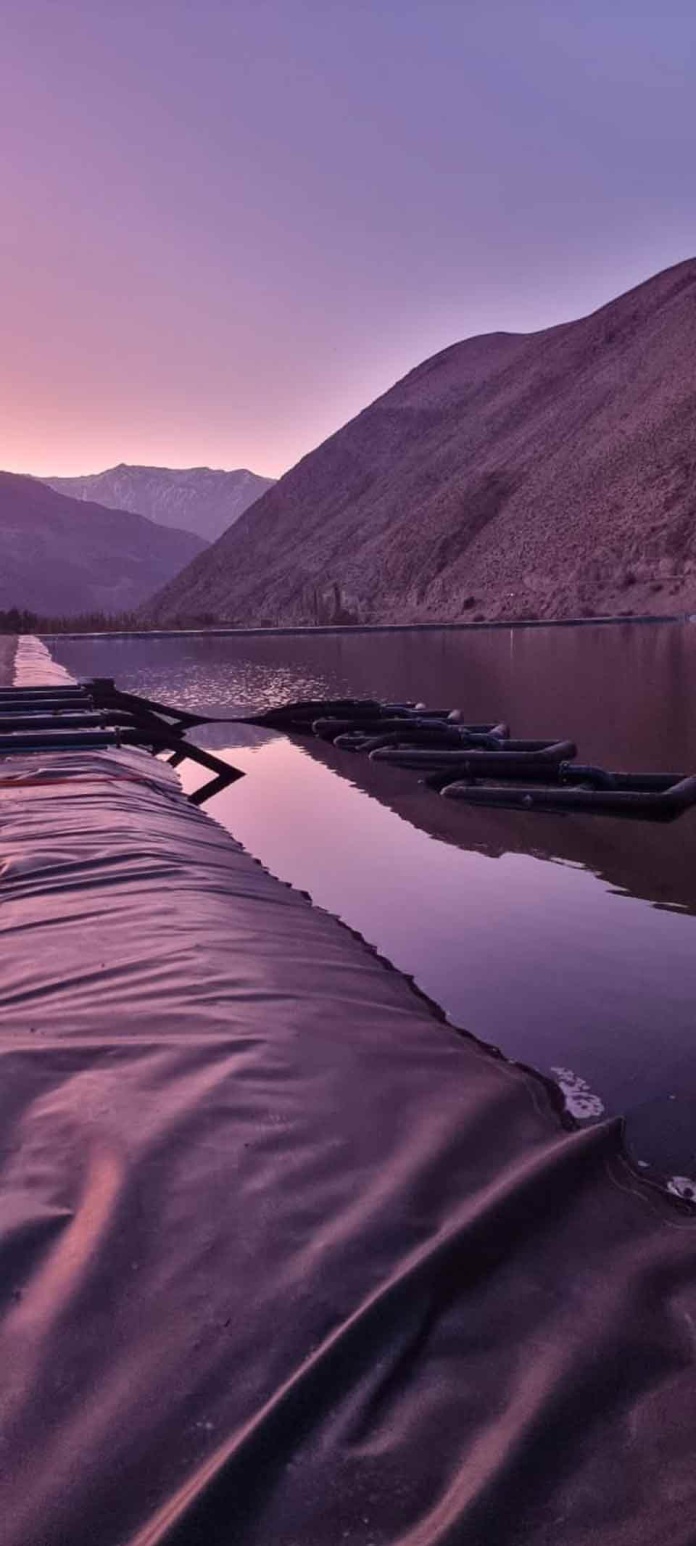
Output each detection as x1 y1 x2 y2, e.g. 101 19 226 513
49 624 696 1186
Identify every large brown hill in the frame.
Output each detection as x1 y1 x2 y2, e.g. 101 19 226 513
0 473 205 616
149 259 696 625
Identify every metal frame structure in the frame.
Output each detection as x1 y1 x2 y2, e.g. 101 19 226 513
0 680 243 806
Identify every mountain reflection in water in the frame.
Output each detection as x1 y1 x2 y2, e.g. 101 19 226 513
49 622 696 1184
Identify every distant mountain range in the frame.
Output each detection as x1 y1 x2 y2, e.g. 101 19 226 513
148 257 696 626
0 473 206 615
46 464 275 543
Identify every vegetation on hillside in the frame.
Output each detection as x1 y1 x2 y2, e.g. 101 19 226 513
0 607 222 634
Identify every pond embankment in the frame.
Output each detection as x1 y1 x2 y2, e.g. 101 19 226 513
0 634 16 685
0 679 695 1545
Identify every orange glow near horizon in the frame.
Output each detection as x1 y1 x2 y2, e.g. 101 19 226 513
2 1 694 483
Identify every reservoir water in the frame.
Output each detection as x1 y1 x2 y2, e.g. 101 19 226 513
47 622 696 1189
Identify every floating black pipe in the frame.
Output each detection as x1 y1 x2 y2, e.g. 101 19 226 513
0 695 95 713
249 699 382 729
88 681 205 730
559 765 685 792
0 727 182 753
0 710 137 733
439 775 696 820
312 717 508 745
314 718 465 745
0 685 88 700
4 683 693 822
371 741 577 771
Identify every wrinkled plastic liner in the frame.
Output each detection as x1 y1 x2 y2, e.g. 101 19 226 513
1 745 694 1546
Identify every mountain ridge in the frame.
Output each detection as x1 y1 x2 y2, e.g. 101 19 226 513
46 463 275 543
0 472 206 615
148 257 696 626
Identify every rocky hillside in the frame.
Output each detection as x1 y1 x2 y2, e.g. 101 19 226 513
46 464 274 543
149 258 696 625
0 473 206 615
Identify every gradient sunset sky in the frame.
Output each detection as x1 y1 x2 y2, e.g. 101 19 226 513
3 0 695 479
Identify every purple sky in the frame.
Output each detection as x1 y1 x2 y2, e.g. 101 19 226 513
2 0 695 478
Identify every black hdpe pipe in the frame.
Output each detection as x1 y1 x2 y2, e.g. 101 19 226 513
247 699 383 728
86 685 512 744
0 710 137 733
439 775 696 819
371 741 577 772
0 695 95 713
0 722 244 805
0 685 88 699
316 719 467 745
312 717 508 744
88 684 389 732
0 726 188 754
332 729 557 755
169 698 509 739
425 764 688 792
560 766 685 792
88 680 205 729
333 730 506 755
